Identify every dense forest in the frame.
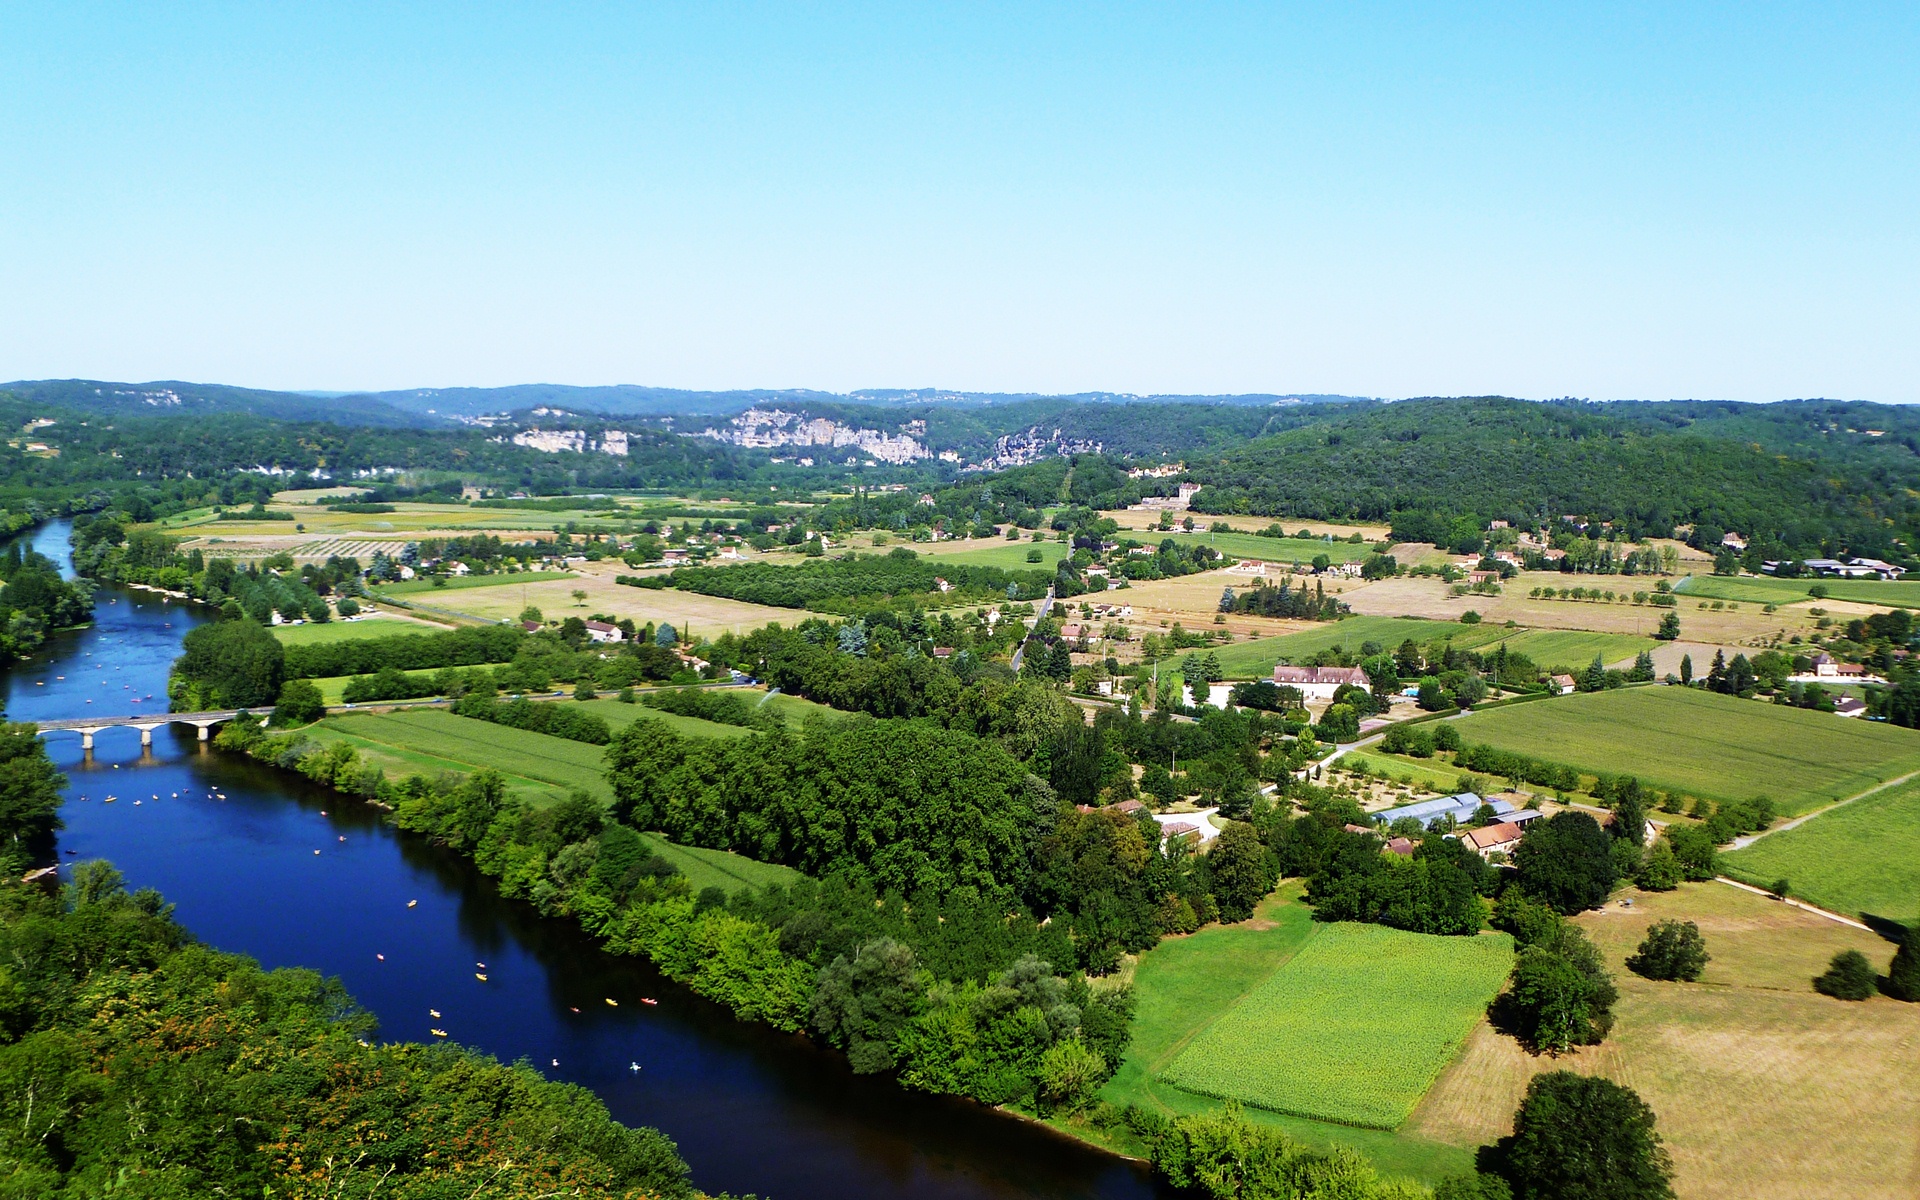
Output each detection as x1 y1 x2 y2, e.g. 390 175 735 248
1184 397 1920 557
0 862 696 1198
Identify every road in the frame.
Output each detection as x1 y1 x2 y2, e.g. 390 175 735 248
1008 587 1056 672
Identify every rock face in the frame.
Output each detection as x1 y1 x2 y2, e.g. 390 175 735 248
698 408 931 464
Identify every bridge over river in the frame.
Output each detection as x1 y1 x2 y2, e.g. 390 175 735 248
33 710 241 749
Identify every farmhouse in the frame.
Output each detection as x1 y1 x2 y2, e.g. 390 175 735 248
1551 673 1577 695
1271 664 1370 702
1834 696 1868 717
583 619 624 644
1458 821 1524 858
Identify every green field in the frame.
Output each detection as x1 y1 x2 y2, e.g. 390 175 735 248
913 540 1070 570
1450 687 1920 815
633 831 803 896
1155 531 1373 564
272 616 450 645
1474 629 1658 671
1213 616 1506 678
1676 573 1920 608
1096 891 1475 1183
1722 779 1920 924
1160 923 1515 1129
372 570 574 596
317 709 616 803
1341 750 1468 794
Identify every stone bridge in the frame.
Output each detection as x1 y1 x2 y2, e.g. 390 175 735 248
33 710 242 749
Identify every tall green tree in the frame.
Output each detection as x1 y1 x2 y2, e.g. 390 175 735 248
171 617 285 709
0 723 65 872
1514 812 1617 913
1501 1072 1674 1200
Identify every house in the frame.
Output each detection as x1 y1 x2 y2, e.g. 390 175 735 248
931 646 954 658
1112 798 1146 816
1160 821 1202 845
446 561 471 576
1459 821 1525 858
1271 664 1370 702
1205 682 1235 709
1384 837 1417 857
1467 570 1500 585
1551 673 1577 695
661 548 689 564
1834 696 1868 717
1488 519 1509 530
1154 809 1221 844
583 619 624 644
1085 565 1111 580
1094 679 1115 696
1537 547 1567 563
1059 622 1084 640
521 620 544 633
934 576 953 592
1722 532 1748 551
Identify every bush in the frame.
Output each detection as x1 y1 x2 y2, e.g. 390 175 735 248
1626 920 1709 982
1813 949 1879 1000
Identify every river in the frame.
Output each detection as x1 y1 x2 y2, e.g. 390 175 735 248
10 520 1164 1200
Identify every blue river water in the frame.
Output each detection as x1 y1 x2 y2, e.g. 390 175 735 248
10 521 1163 1200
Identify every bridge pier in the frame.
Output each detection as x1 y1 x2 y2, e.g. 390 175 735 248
198 724 211 741
81 730 93 751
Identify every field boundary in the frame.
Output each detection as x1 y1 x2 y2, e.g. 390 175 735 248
1724 769 1920 850
1712 877 1872 931
1144 922 1323 1080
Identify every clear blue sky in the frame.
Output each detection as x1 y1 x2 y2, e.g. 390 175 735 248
1 4 1914 401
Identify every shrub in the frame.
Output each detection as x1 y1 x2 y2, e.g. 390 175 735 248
271 679 325 726
1813 949 1879 1000
1626 920 1709 982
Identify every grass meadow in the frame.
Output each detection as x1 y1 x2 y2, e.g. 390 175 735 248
633 831 803 896
1677 572 1920 608
1722 778 1920 923
272 614 449 645
1339 750 1469 795
415 565 800 635
1152 530 1374 564
1212 615 1504 678
911 540 1070 570
316 710 616 803
1449 686 1920 815
1160 923 1515 1129
1409 883 1920 1200
372 570 573 596
1092 889 1477 1184
1474 629 1657 671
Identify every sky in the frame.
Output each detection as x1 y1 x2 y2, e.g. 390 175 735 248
1 3 1915 401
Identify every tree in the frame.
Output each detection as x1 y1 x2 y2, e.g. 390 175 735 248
1663 824 1716 880
655 622 677 647
1885 930 1920 1002
1678 653 1693 685
1705 649 1727 693
1501 1072 1674 1200
571 588 588 606
173 618 286 710
519 605 543 623
1207 821 1271 922
271 679 325 726
1580 654 1606 693
809 938 926 1073
1626 920 1709 981
1813 949 1879 1000
1636 839 1681 891
0 725 65 872
1514 812 1616 913
1037 1038 1107 1113
1653 610 1680 641
1609 778 1648 846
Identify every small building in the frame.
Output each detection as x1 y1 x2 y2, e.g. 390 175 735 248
1094 679 1115 696
1551 673 1577 695
1384 836 1417 857
1271 664 1370 702
1373 793 1513 831
521 620 543 633
1467 570 1500 585
1459 821 1525 859
931 646 954 658
1059 622 1084 640
583 619 624 644
1834 696 1868 717
1112 798 1146 816
1722 532 1748 551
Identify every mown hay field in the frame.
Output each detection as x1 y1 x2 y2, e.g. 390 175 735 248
1408 883 1920 1200
1161 923 1514 1128
317 709 615 803
1722 778 1920 924
633 831 803 896
415 564 799 634
911 540 1070 570
1449 687 1920 815
1152 530 1374 564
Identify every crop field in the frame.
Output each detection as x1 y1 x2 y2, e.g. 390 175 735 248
1677 572 1920 608
569 697 755 739
1473 629 1657 671
1410 884 1920 1200
1093 890 1476 1184
1449 687 1920 815
271 614 448 645
1212 615 1504 678
1161 923 1515 1128
319 710 614 802
373 570 573 596
1722 778 1920 923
